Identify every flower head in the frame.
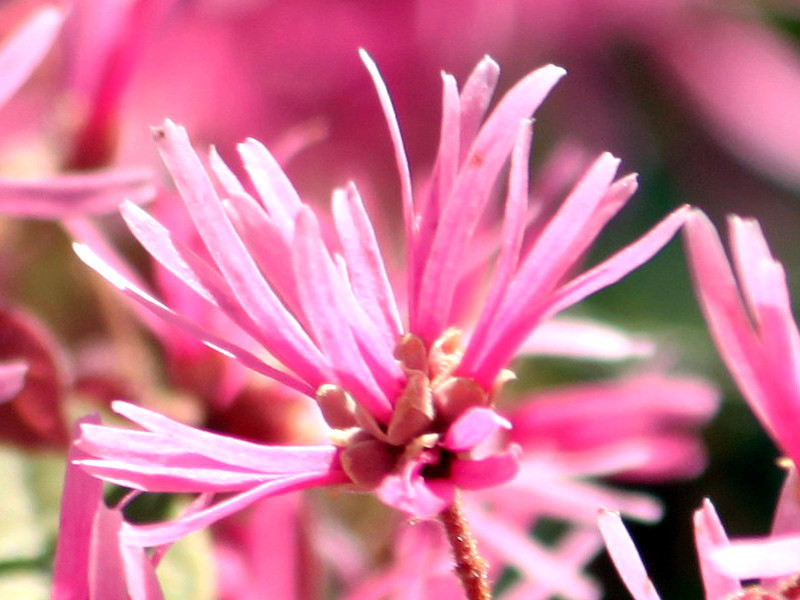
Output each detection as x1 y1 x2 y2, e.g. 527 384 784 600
75 52 687 535
684 211 800 467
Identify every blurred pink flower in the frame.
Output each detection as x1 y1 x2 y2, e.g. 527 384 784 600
684 211 800 466
0 4 154 219
92 0 800 203
74 53 686 542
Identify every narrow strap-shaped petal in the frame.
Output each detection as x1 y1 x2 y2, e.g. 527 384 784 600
0 6 63 109
727 216 800 460
458 56 500 159
293 207 393 422
541 204 688 317
427 72 461 222
66 217 170 339
463 119 532 357
73 242 315 396
0 168 155 218
77 458 282 493
465 205 689 387
111 401 341 474
360 49 416 313
238 138 302 229
518 317 654 360
52 416 104 600
712 534 800 579
598 510 662 600
223 190 303 316
153 120 330 386
119 541 164 600
122 471 350 547
471 152 621 354
693 499 741 600
332 183 403 345
683 211 775 438
414 64 565 342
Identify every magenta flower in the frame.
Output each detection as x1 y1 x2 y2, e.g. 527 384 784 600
74 52 686 549
684 211 800 468
684 211 800 583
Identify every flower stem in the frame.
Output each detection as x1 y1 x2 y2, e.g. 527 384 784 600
439 493 492 600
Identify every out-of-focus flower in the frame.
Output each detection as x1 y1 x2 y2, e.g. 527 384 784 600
74 52 686 552
508 374 719 483
98 0 800 206
0 4 154 219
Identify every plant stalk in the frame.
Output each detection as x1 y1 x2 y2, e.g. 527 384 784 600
439 493 492 600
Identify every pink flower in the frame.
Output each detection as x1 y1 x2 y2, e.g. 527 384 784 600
684 210 800 466
74 53 687 542
684 210 800 586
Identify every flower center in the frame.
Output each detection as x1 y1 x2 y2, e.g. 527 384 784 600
315 328 509 490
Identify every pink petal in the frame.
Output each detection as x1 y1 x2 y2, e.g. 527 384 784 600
376 459 454 518
598 510 662 600
465 119 532 356
457 56 501 159
110 401 341 474
153 120 330 387
0 168 155 219
542 204 689 318
122 470 349 547
77 458 282 493
292 206 393 422
332 183 403 346
0 6 63 109
450 445 521 490
52 416 104 600
518 317 655 360
712 534 800 579
238 137 303 229
771 467 800 537
440 407 511 453
693 499 741 600
359 48 418 329
415 64 566 342
468 506 600 600
73 241 315 396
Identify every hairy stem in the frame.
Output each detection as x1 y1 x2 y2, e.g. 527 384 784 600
439 493 492 600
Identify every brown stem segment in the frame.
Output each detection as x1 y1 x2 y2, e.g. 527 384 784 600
439 493 492 600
